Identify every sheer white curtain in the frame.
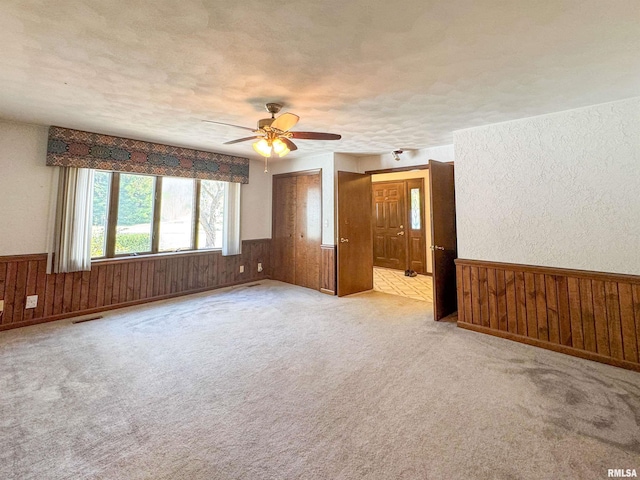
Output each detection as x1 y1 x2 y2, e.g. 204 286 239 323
52 167 94 273
222 182 241 256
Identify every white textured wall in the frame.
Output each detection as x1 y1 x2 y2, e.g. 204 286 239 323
240 159 272 240
454 97 640 275
0 120 273 256
0 121 55 255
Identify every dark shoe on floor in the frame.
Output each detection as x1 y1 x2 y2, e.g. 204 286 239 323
404 270 410 276
408 270 417 277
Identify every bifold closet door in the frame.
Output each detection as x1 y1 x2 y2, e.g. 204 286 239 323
295 173 321 290
272 175 297 284
271 171 321 291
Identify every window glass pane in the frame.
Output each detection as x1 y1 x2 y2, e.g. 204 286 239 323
91 171 111 258
159 177 195 252
198 180 225 249
410 188 421 230
115 174 154 255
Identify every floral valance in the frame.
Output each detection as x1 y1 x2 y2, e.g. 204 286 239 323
46 126 250 184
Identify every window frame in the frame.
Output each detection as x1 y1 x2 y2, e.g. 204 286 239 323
93 171 224 260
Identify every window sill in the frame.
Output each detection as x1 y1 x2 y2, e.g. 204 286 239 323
91 248 222 265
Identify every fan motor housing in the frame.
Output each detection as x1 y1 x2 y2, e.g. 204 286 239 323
258 118 274 129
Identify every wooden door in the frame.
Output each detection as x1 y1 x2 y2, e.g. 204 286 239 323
372 182 406 270
337 171 373 296
406 178 426 275
295 173 321 290
272 175 297 285
429 160 458 320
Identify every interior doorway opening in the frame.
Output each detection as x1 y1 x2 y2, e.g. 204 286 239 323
371 169 433 303
337 160 457 320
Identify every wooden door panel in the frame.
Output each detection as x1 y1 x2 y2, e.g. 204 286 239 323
295 175 309 288
374 202 386 228
386 236 404 269
337 172 373 296
272 175 296 284
374 235 386 261
372 181 406 270
430 160 458 320
296 173 321 290
388 201 403 227
408 236 425 274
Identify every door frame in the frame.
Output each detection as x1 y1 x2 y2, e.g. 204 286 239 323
365 161 457 321
371 179 427 274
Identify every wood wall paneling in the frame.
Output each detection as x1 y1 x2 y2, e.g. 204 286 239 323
456 259 640 372
321 245 336 295
0 239 270 331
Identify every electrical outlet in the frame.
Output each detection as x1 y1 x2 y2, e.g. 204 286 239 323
0 300 4 312
239 265 245 273
25 295 38 309
258 262 263 272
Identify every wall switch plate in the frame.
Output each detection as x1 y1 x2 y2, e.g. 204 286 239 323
239 265 245 273
0 300 4 312
25 295 38 309
258 262 263 272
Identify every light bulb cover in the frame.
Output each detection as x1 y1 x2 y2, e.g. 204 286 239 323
272 138 290 157
253 139 272 157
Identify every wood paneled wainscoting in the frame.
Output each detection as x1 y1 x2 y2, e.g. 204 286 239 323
0 239 270 331
456 259 640 372
320 244 336 295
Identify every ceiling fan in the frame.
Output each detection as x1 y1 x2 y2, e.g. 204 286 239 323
204 103 341 171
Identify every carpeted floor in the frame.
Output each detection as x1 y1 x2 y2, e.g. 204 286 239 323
1 280 639 480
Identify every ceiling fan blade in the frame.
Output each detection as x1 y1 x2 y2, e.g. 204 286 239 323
281 137 298 151
223 136 259 145
270 113 299 132
290 132 341 140
202 120 255 132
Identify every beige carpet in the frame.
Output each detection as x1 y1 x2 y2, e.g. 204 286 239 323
1 280 639 480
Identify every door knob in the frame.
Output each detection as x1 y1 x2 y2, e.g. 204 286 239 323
397 231 405 236
340 238 349 243
431 245 445 250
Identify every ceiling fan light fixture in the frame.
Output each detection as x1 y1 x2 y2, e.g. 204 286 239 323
272 138 290 157
253 138 272 157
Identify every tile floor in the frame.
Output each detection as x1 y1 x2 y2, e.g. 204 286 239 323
373 267 433 303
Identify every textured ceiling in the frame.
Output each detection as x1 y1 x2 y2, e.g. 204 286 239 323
0 0 639 160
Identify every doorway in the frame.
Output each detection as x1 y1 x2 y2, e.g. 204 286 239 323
336 160 457 320
371 170 432 303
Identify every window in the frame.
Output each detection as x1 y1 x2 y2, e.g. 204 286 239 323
410 187 421 230
159 177 195 252
90 171 228 258
198 179 225 249
115 174 155 255
91 171 111 258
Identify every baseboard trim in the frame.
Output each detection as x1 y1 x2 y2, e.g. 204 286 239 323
458 321 640 373
0 278 265 332
320 288 335 296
